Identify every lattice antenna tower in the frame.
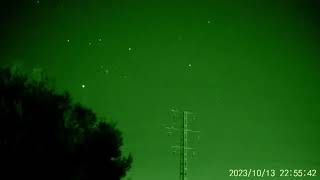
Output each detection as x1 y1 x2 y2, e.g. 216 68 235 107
164 109 200 180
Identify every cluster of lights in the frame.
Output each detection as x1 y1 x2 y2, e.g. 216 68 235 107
66 39 133 53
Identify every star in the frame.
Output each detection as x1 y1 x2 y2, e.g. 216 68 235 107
207 20 211 24
81 84 86 88
89 42 92 45
188 64 192 67
66 39 70 43
36 0 40 3
98 38 102 42
128 47 132 51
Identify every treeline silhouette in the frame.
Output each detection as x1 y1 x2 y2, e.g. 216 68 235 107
0 65 132 180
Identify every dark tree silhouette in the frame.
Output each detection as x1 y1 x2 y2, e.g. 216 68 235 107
0 65 132 180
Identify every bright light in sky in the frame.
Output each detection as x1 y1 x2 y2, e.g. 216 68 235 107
128 47 132 51
81 84 86 88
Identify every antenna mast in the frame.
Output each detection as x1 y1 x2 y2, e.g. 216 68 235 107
165 110 200 180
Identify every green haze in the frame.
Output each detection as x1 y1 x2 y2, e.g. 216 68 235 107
1 0 320 179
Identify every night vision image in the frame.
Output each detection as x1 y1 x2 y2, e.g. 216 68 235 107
1 0 320 180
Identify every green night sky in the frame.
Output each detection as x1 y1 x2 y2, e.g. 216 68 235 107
1 0 320 179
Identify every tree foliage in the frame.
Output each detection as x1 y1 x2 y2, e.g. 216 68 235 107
0 65 132 180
